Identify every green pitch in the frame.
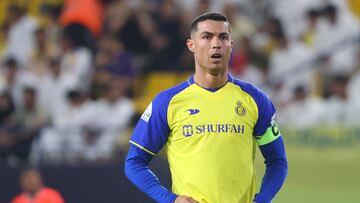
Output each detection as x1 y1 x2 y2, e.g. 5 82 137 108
255 146 360 203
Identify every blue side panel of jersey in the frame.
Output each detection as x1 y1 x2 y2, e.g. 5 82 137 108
130 81 190 155
232 79 276 136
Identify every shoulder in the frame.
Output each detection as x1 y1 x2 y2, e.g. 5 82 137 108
231 78 270 102
41 187 62 196
152 81 190 106
140 81 190 123
40 187 64 202
11 194 26 203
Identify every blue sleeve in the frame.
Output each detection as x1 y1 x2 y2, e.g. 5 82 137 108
254 136 288 203
129 92 171 155
124 145 178 203
126 83 188 202
252 89 276 136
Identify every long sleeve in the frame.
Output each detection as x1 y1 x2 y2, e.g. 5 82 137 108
254 136 288 203
124 145 177 203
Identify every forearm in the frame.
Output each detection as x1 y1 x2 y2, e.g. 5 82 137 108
124 145 177 203
254 136 288 203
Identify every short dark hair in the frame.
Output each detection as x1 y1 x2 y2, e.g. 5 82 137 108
190 12 231 36
306 9 320 18
23 86 37 95
4 57 17 67
67 89 82 101
322 4 337 16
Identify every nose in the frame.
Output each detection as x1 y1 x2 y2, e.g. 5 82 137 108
212 38 221 49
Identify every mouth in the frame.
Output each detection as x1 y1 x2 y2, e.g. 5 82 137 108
210 53 223 59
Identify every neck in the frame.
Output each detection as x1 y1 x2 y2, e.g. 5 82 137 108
194 69 228 89
26 187 42 198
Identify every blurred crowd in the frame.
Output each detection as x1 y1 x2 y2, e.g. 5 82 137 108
0 0 359 166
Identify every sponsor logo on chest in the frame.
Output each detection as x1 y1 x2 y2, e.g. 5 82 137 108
182 124 245 137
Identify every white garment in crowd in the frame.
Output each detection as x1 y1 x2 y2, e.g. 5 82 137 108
35 99 98 164
60 47 93 92
76 97 134 162
270 0 322 41
236 64 265 88
269 42 314 103
314 10 360 74
33 95 134 164
0 66 38 107
322 96 360 127
5 15 38 67
37 73 69 122
277 96 325 129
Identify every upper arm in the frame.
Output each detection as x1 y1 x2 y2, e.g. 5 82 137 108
129 93 171 156
248 85 281 146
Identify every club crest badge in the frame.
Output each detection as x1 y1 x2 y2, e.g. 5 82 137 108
235 101 246 116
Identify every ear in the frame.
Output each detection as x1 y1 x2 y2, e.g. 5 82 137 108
187 39 195 53
230 39 234 51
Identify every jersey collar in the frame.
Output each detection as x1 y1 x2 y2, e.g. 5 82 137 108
187 73 234 87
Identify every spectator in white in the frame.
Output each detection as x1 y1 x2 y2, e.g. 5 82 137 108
28 28 59 79
270 0 322 41
4 5 39 67
323 74 360 126
76 78 134 162
35 90 97 164
40 3 63 51
268 31 314 107
37 59 68 123
251 17 283 56
302 8 321 47
0 58 36 107
59 24 93 93
40 79 134 163
314 4 360 75
277 85 325 129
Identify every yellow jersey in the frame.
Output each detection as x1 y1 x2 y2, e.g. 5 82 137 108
130 74 277 203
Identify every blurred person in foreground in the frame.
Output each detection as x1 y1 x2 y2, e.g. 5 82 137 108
12 167 64 203
125 13 287 203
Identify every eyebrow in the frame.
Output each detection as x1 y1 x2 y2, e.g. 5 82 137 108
200 31 229 37
219 32 230 37
200 31 214 36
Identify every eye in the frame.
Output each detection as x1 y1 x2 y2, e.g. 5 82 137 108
221 35 229 40
202 35 211 40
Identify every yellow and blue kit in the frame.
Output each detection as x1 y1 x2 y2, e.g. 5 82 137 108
125 74 288 203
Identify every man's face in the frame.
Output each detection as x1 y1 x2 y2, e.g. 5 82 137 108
187 20 233 74
20 170 43 193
